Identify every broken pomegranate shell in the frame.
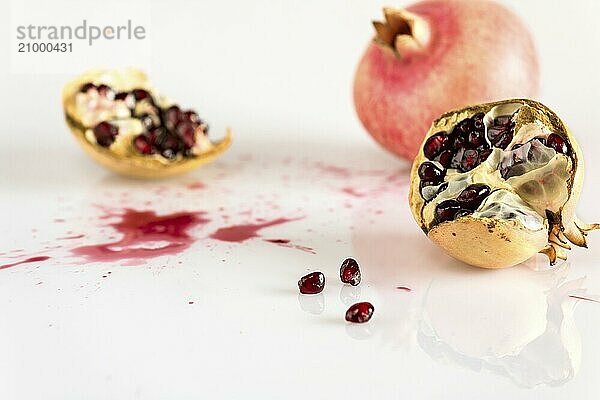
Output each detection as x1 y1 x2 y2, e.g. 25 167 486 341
409 99 599 268
62 69 231 178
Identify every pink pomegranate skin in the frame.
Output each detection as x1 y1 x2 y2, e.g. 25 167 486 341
353 0 539 160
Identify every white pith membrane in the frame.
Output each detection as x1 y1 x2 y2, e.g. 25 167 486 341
417 102 594 265
66 70 214 163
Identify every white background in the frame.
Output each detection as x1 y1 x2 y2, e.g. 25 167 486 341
1 0 600 399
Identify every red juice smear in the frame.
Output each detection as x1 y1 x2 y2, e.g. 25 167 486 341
0 256 51 271
341 187 366 198
58 234 85 240
569 295 600 303
72 209 210 263
209 217 302 243
396 286 412 292
186 182 205 190
263 239 315 254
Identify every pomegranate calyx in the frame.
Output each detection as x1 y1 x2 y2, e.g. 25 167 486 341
372 7 430 57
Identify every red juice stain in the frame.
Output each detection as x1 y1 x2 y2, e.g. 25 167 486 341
569 295 600 303
341 187 366 198
71 209 210 263
396 286 412 292
314 162 352 177
54 218 65 223
209 218 302 243
263 239 315 254
58 234 85 240
0 256 51 271
188 301 194 305
187 182 205 190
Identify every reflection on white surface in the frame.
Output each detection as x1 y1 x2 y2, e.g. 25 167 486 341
339 285 361 306
297 293 325 315
418 268 582 388
345 321 375 340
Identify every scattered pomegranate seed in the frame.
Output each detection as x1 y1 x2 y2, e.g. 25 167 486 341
298 272 325 294
340 258 361 286
345 302 374 323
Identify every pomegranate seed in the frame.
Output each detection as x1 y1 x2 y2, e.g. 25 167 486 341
438 150 454 168
418 161 444 182
132 88 152 102
96 84 114 99
345 302 374 323
182 110 200 124
452 134 467 150
494 115 512 126
423 133 450 160
80 82 96 92
164 105 183 130
340 258 361 286
115 92 129 101
460 149 479 171
468 131 485 147
435 200 461 223
134 135 153 154
479 148 493 162
494 132 513 149
456 184 491 210
298 272 325 294
455 118 473 135
546 133 569 155
93 121 118 147
473 113 485 130
156 131 183 159
176 121 197 148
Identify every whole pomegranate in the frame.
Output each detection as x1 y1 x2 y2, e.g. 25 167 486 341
408 99 598 268
62 69 231 178
353 1 539 160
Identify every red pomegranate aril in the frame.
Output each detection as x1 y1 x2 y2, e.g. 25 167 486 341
423 133 449 160
452 134 468 150
345 302 374 323
96 84 114 99
460 149 479 171
418 161 444 182
134 135 153 154
176 121 197 148
139 113 156 131
164 105 182 130
456 184 491 210
479 148 493 162
340 258 361 286
468 131 485 147
156 132 182 159
115 92 129 101
298 271 325 294
80 82 96 92
455 119 473 135
435 200 462 223
182 110 200 124
546 133 569 155
438 150 454 168
93 121 118 147
473 113 485 130
494 132 513 149
132 88 152 102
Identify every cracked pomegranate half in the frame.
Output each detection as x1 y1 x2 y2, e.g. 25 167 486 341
409 99 599 268
62 69 231 178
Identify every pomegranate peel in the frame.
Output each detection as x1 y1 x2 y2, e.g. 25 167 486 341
409 99 598 268
354 1 539 160
62 69 231 178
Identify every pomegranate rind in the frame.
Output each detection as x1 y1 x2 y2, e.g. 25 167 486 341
409 98 597 268
62 68 232 179
428 216 548 269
